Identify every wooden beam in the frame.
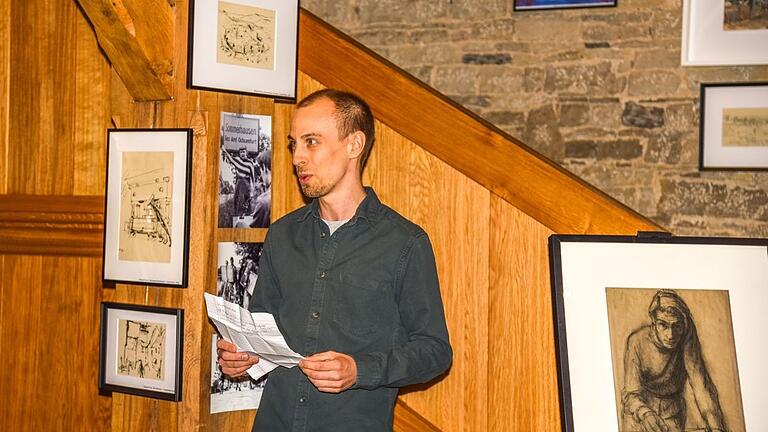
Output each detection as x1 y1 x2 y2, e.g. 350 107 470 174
0 194 104 257
76 0 173 101
393 400 442 432
297 10 662 235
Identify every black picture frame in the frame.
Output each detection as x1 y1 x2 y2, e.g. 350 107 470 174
513 0 616 11
699 82 768 171
187 0 299 101
549 233 768 431
102 128 193 288
99 302 185 401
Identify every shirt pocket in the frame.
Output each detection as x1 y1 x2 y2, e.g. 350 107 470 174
332 272 388 337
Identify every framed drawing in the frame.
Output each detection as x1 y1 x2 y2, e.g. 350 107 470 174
549 234 768 432
682 0 768 66
700 82 768 170
513 0 616 11
103 129 193 287
187 0 299 100
99 302 184 401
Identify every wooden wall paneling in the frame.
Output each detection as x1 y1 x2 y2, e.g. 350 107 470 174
397 142 490 432
0 0 9 194
73 6 110 196
0 255 44 429
8 0 79 195
489 196 560 431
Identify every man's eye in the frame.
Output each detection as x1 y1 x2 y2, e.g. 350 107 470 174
307 138 317 145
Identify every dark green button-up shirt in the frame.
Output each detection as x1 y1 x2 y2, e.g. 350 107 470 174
248 187 452 432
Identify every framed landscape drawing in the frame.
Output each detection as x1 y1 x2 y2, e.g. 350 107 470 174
187 0 299 100
700 82 768 170
549 234 768 432
102 129 193 287
513 0 616 11
682 0 768 65
99 302 184 401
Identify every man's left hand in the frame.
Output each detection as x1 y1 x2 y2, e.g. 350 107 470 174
299 351 357 393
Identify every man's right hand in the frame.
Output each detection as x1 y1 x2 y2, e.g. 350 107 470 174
639 410 669 432
216 339 259 378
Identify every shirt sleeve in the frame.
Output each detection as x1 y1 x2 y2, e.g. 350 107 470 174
622 331 653 423
248 230 282 315
352 233 453 389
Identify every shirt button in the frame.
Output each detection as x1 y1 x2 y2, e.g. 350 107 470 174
299 396 307 403
320 232 326 238
319 271 327 278
311 311 320 319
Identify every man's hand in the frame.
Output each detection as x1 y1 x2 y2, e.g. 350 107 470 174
216 339 259 378
299 351 357 393
639 410 669 432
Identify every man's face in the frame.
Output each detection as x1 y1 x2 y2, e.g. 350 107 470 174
239 149 248 159
652 310 685 349
288 98 351 198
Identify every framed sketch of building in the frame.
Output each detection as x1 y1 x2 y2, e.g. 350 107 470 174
99 302 184 401
682 0 768 66
187 0 299 100
103 129 193 287
549 234 768 432
700 82 768 170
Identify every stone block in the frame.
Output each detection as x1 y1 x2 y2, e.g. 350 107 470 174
645 131 683 164
658 179 768 220
523 105 565 162
544 62 625 95
634 48 681 69
434 66 477 95
477 67 524 93
622 101 665 128
523 67 545 92
559 103 591 127
483 111 525 126
628 70 680 96
515 18 581 43
591 101 624 129
462 53 512 65
664 102 697 132
565 139 643 160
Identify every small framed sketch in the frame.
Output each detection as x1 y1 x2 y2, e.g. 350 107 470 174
187 0 299 100
99 302 184 401
103 129 193 287
513 0 616 11
682 0 768 66
700 83 768 170
549 234 768 432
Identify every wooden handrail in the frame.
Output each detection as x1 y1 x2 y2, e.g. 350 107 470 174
393 399 441 432
298 9 662 235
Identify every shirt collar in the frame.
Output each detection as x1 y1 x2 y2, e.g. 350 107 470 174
297 187 382 227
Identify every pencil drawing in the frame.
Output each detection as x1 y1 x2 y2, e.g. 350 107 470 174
217 1 276 70
117 319 166 381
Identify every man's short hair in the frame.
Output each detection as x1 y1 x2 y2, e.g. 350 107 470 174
297 89 375 172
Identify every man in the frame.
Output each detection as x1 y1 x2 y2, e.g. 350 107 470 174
222 145 258 217
217 89 452 431
622 290 725 432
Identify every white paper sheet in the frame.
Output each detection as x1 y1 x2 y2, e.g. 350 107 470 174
204 293 304 380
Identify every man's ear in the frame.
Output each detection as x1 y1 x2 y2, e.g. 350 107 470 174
347 131 365 159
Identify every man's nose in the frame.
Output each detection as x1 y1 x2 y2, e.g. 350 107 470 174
292 145 306 167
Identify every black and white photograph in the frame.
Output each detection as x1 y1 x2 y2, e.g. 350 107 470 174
99 302 184 401
219 112 272 228
210 241 267 413
103 129 193 287
700 82 768 170
682 0 768 65
549 235 768 432
187 0 299 99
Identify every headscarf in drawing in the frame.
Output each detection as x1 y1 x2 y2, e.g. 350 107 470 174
648 289 697 348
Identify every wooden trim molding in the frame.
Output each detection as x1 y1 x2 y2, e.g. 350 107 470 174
0 195 104 257
297 10 663 235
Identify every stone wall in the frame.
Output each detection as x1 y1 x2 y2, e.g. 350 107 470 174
301 0 768 237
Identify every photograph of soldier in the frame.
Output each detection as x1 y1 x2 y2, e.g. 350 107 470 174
218 112 272 228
